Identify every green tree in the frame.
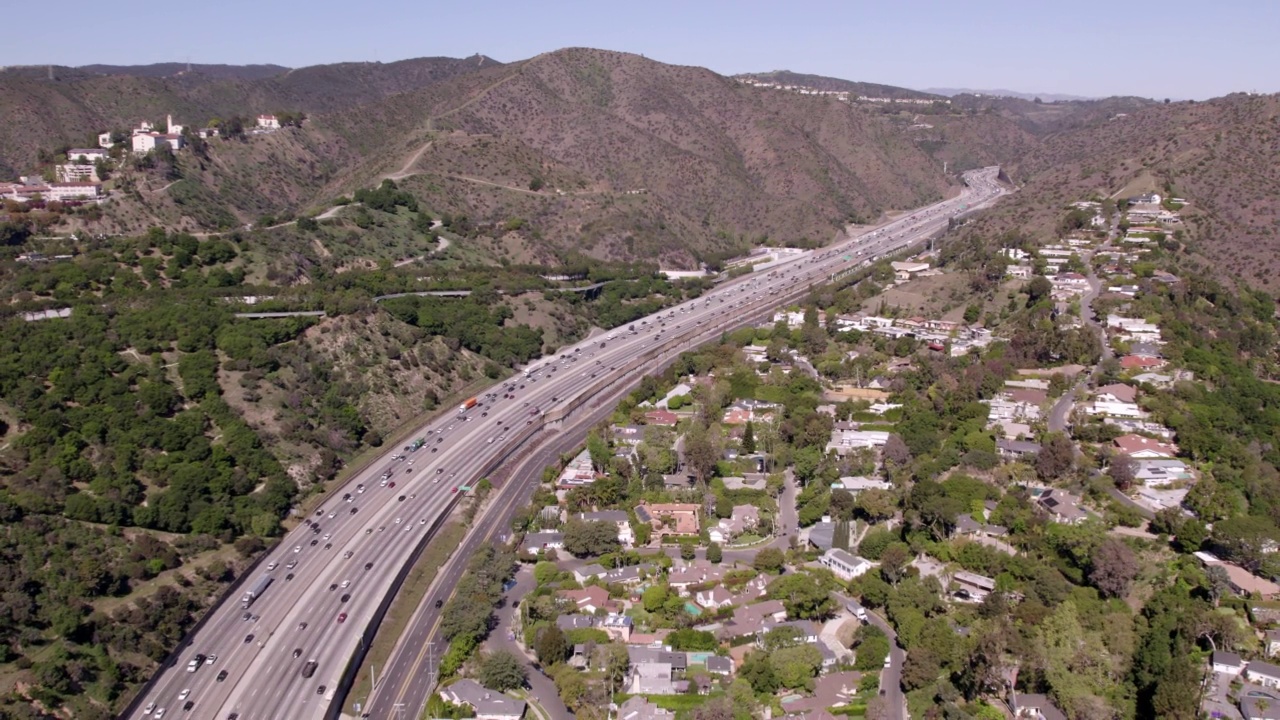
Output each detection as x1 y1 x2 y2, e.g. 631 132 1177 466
478 650 527 692
742 420 756 454
768 573 837 619
707 542 723 564
853 624 890 671
534 625 569 666
754 547 785 574
739 651 779 694
562 519 621 557
772 644 823 690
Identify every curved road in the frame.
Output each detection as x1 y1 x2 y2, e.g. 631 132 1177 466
128 169 1005 720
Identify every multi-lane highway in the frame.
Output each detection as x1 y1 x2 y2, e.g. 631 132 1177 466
127 167 1005 720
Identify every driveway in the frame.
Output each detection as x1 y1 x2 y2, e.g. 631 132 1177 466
836 591 905 720
484 565 574 720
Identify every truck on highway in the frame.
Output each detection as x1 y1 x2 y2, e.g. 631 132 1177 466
459 397 478 413
241 574 273 609
409 437 425 452
301 660 318 678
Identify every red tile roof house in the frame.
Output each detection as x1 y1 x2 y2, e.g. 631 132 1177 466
1113 434 1179 459
1120 354 1166 370
645 409 679 426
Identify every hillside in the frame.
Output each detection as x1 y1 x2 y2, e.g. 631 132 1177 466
735 70 941 99
77 63 291 80
0 55 500 175
332 48 955 265
955 92 1280 290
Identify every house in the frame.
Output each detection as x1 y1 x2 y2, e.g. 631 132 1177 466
573 564 609 584
950 571 996 602
825 428 890 454
613 425 646 445
709 505 760 543
560 586 612 614
1009 388 1048 406
1006 264 1032 279
1212 650 1245 675
557 449 598 488
1120 354 1166 371
1196 552 1280 599
601 563 655 586
1088 400 1146 419
1132 372 1174 387
556 614 597 631
1133 459 1194 487
628 646 688 695
521 531 564 553
834 477 892 495
759 620 820 646
1011 692 1067 720
807 520 836 551
1037 489 1088 524
131 132 184 154
890 261 930 281
645 409 679 426
997 439 1041 460
66 148 108 163
1246 660 1280 689
1096 383 1138 403
695 585 734 610
1268 629 1280 658
636 503 700 538
724 600 788 639
818 548 872 582
97 131 113 148
600 613 634 642
706 655 734 675
668 561 725 595
618 696 674 720
1241 695 1280 720
439 679 526 720
257 114 281 129
952 514 1009 539
56 163 99 183
577 510 634 546
1114 434 1178 459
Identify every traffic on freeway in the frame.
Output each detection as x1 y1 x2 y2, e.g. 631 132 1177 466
129 168 1004 720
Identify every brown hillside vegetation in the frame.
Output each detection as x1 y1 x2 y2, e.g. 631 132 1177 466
0 55 499 175
347 48 955 262
958 93 1280 289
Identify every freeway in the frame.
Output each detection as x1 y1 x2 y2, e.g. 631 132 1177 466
127 167 1005 720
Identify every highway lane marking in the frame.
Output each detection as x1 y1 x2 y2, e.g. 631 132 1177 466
386 445 541 712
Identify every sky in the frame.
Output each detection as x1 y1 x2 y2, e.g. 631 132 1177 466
4 0 1278 100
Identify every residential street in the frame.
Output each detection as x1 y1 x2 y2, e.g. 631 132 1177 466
484 565 574 720
836 591 906 720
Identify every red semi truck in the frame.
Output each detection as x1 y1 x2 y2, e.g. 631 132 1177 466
459 397 478 413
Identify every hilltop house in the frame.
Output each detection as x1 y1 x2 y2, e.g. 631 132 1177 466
818 549 872 582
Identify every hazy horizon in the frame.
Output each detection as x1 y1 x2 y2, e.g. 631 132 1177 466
3 0 1277 101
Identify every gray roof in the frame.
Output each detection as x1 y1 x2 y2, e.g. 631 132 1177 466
628 646 687 670
1012 693 1066 720
619 696 674 720
441 679 526 719
1242 695 1280 720
706 655 733 674
1249 660 1280 679
575 563 608 578
556 614 596 630
808 521 835 551
997 439 1041 455
1213 650 1243 667
521 531 563 550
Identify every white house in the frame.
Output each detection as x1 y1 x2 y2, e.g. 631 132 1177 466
439 679 526 720
890 261 930 282
131 133 184 154
818 549 872 582
1213 650 1244 671
1087 400 1146 419
97 131 114 148
825 429 889 455
1246 660 1280 689
66 148 108 163
257 114 281 129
